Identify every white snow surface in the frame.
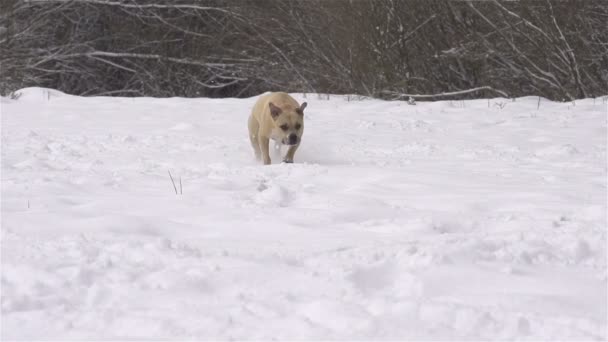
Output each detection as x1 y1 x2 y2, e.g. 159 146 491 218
1 88 606 340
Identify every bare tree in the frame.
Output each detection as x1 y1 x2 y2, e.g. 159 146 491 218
2 0 606 99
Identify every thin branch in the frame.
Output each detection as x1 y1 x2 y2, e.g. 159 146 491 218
85 51 238 69
382 86 508 99
90 55 137 73
390 14 436 48
89 89 143 96
24 0 239 15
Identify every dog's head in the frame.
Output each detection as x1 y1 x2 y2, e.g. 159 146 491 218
269 101 307 145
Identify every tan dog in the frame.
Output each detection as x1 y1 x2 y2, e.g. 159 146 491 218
248 92 307 165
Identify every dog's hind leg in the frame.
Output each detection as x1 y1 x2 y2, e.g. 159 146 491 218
248 115 261 161
258 136 271 165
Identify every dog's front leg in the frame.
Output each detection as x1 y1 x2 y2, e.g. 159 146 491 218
258 136 271 165
283 143 299 163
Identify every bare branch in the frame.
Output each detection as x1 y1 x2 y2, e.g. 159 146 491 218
23 0 239 15
383 86 508 99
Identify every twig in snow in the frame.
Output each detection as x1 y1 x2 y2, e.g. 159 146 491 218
537 96 541 110
494 102 507 109
179 176 183 195
168 170 178 194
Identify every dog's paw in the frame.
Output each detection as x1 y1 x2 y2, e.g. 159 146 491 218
282 159 293 164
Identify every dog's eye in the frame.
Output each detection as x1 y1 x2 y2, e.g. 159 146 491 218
295 124 301 130
280 124 289 131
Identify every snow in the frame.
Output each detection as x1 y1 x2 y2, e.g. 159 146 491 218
1 88 606 340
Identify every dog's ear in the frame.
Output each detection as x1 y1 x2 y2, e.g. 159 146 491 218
269 102 282 119
296 102 307 115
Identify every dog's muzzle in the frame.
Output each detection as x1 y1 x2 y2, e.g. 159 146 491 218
287 134 298 145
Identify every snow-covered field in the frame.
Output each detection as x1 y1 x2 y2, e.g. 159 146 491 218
1 88 606 340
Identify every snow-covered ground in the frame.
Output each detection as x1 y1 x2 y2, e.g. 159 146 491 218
1 88 606 340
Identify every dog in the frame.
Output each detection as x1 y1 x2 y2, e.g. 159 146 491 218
248 92 307 165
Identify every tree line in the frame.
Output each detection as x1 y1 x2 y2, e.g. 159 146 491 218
1 0 606 100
